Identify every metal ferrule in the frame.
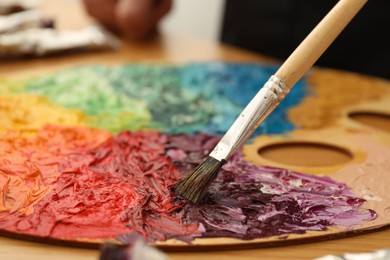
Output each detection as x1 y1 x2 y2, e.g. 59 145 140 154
209 75 289 161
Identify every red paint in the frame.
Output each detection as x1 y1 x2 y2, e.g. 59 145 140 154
0 125 111 216
0 126 199 241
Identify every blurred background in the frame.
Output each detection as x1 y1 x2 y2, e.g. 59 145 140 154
161 0 225 42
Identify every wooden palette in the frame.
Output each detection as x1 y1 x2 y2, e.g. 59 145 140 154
0 64 389 252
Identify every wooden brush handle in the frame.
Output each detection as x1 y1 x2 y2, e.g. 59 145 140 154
275 0 368 88
209 0 367 162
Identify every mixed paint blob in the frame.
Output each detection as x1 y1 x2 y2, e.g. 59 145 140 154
2 63 306 135
0 63 376 243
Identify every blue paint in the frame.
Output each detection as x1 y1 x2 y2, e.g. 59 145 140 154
179 62 308 135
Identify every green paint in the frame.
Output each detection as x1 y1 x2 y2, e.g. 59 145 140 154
24 66 152 133
112 65 215 133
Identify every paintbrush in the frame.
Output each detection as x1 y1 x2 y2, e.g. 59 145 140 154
175 0 368 204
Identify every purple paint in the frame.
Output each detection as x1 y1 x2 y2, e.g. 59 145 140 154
164 133 376 241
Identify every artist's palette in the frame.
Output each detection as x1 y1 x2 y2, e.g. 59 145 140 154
0 63 389 250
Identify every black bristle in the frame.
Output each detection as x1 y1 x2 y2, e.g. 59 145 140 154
175 156 225 204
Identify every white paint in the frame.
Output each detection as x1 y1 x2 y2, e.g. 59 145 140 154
160 0 225 42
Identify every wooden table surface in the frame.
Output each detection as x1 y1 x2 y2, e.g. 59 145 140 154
1 1 389 259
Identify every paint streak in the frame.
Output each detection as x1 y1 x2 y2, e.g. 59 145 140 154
0 94 85 135
0 127 375 242
0 63 381 244
0 127 200 241
0 126 110 217
179 63 307 134
23 66 152 133
3 63 307 134
165 134 376 240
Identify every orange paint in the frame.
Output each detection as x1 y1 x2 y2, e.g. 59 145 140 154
0 125 110 216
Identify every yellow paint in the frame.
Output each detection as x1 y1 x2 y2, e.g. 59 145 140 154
0 94 86 135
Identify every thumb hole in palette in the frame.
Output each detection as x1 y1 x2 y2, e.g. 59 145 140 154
348 111 390 133
257 142 353 167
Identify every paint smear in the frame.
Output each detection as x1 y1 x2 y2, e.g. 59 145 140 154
0 127 201 241
0 125 110 217
0 127 375 242
0 63 381 244
165 134 376 241
0 94 85 135
3 63 307 135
